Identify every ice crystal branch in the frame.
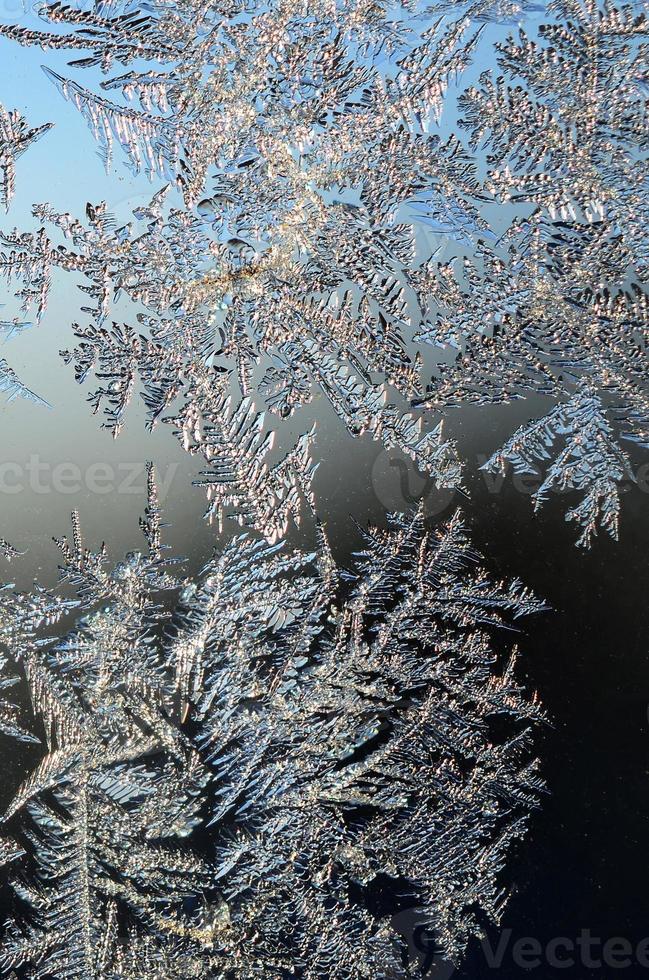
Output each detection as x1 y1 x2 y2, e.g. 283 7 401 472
0 357 50 408
417 0 649 542
0 1 479 539
0 103 52 212
483 384 635 546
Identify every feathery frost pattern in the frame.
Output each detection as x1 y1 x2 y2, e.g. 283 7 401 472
1 2 640 974
0 0 645 544
0 476 545 978
0 105 51 407
0 0 647 544
482 384 635 547
0 104 51 213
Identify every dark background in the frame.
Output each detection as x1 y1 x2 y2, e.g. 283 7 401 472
455 471 649 980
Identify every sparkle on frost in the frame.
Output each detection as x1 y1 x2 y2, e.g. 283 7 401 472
0 474 545 978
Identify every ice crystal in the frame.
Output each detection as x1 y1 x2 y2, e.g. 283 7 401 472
482 383 634 546
0 358 49 408
0 475 545 977
1 0 647 544
418 0 649 543
0 1 480 539
0 104 51 213
0 649 37 744
0 310 48 407
0 539 25 561
0 106 51 408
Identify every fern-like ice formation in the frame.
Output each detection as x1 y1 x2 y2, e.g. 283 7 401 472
0 0 647 546
0 2 475 540
0 106 51 407
482 383 635 546
414 0 649 544
0 103 51 212
0 474 546 978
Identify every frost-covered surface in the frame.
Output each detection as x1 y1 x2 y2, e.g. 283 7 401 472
0 0 604 980
0 0 646 545
0 1 644 973
0 475 545 978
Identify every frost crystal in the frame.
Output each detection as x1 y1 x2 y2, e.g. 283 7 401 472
0 104 51 212
0 539 24 561
0 649 37 744
0 358 49 408
0 105 51 407
0 477 545 977
418 0 649 543
482 384 634 546
1 0 647 544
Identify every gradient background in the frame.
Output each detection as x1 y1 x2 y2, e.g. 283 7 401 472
1 9 649 978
